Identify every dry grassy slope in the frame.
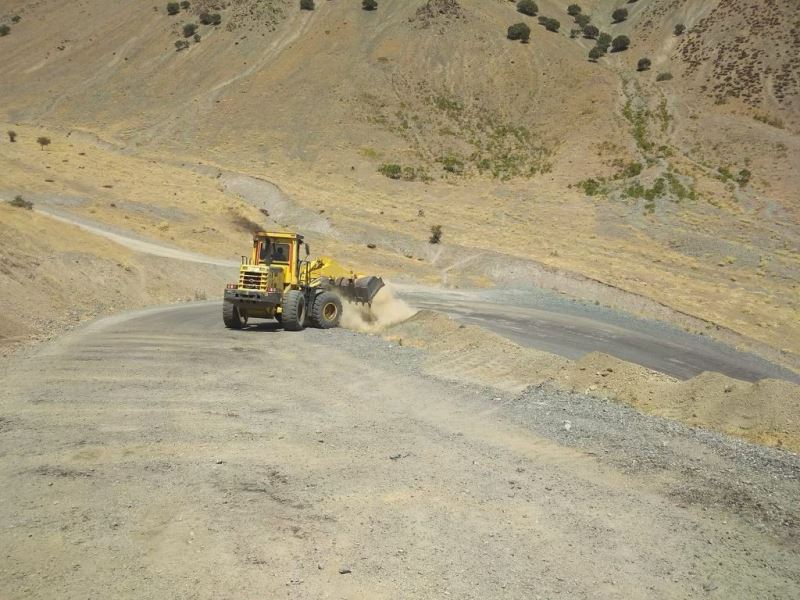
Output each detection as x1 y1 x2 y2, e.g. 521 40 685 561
0 0 623 174
0 0 798 359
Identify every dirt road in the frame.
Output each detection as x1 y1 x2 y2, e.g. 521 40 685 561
1 303 798 599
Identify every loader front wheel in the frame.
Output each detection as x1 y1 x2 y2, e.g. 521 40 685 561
223 302 244 329
310 292 342 329
281 290 306 331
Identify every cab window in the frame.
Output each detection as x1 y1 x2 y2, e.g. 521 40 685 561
258 240 291 264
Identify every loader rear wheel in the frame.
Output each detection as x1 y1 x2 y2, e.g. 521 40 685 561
310 292 342 329
223 302 244 329
281 290 306 331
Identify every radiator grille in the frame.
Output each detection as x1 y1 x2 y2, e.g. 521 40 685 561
239 270 267 291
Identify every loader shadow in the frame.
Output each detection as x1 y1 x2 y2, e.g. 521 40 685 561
240 322 283 333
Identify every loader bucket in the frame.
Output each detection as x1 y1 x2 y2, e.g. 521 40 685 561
333 276 385 305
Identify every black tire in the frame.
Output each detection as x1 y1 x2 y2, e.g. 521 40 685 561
281 290 306 331
275 313 282 324
310 291 342 329
223 301 243 329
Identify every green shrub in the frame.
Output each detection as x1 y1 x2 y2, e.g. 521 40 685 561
200 12 222 25
567 4 582 16
11 15 21 23
300 0 315 10
175 39 189 50
0 25 10 36
736 169 751 186
362 0 378 10
656 72 673 81
622 162 643 178
596 32 612 51
588 47 603 61
10 195 33 210
183 23 197 37
379 164 402 179
574 14 590 28
544 18 560 32
440 155 465 174
429 225 443 244
637 57 651 71
612 8 628 23
166 2 180 15
579 178 602 195
180 1 190 8
193 33 201 42
611 35 630 51
583 25 599 39
517 1 538 17
674 23 685 36
507 22 531 42
7 130 16 142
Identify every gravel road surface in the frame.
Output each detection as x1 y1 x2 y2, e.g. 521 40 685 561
1 302 798 599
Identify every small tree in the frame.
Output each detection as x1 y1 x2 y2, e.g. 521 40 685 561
183 23 197 37
429 225 443 244
544 18 560 32
574 14 590 28
612 8 628 23
0 25 10 37
583 25 599 39
507 22 531 42
637 57 651 71
11 15 21 23
37 136 51 150
736 169 751 186
362 0 378 10
611 35 630 51
175 39 189 51
596 32 612 51
200 12 222 25
567 4 582 16
517 0 537 16
674 23 685 36
300 0 315 10
166 2 180 16
7 130 16 142
588 47 603 61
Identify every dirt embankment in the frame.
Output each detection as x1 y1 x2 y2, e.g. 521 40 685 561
382 309 800 453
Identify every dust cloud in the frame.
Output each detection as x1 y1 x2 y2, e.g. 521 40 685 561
341 285 417 333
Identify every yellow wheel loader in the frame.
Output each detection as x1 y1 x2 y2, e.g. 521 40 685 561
222 231 384 331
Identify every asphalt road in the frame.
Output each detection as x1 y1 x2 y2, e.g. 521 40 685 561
396 286 800 383
1 302 798 599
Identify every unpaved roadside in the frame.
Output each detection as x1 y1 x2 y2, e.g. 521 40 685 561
31 205 238 268
0 303 797 599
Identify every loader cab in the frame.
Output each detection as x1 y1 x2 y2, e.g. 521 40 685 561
252 232 305 286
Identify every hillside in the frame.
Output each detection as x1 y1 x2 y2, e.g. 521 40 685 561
0 0 798 364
